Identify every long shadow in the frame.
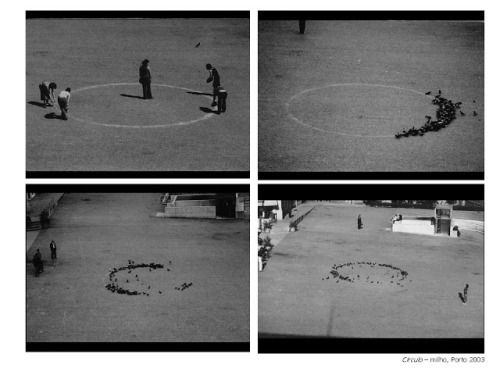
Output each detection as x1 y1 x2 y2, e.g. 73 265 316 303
44 113 65 120
199 106 220 115
120 94 144 100
28 101 49 108
186 91 212 97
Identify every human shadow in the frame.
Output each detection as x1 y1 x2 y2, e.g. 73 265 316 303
458 292 466 303
28 101 50 108
44 113 65 120
186 91 212 96
120 93 144 100
199 106 220 115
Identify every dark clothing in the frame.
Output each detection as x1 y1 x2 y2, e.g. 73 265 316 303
358 216 363 230
217 87 228 113
33 252 44 276
50 242 57 259
208 68 221 105
139 64 153 99
299 20 306 34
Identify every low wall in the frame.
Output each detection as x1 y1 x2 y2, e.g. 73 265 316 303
172 199 216 208
392 219 435 236
158 206 216 219
452 219 484 234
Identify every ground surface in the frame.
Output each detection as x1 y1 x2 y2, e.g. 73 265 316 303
26 193 249 342
259 203 484 338
259 21 484 172
26 19 249 172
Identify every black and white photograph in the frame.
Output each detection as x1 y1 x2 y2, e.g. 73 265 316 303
258 11 484 179
26 11 250 178
258 185 484 353
26 186 250 351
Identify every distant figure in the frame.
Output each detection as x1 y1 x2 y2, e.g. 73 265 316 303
216 86 228 113
39 81 57 107
57 88 71 120
33 249 44 277
50 240 57 260
453 225 461 237
464 283 469 303
358 214 363 230
206 63 221 107
139 59 153 99
299 19 306 34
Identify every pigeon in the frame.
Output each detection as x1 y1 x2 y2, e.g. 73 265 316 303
195 42 200 48
425 91 431 95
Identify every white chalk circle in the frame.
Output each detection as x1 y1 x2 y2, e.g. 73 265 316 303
286 83 433 138
70 83 215 129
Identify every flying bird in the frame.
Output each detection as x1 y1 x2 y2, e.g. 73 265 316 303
195 42 200 48
425 91 431 95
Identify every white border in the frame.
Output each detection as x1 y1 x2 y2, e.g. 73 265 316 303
2 1 498 374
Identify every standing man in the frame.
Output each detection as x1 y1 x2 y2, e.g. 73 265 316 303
39 81 57 107
57 88 71 120
216 86 228 113
357 214 363 230
139 59 153 99
205 64 220 107
50 240 57 260
299 19 306 34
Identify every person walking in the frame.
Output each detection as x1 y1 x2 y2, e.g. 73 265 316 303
50 240 57 260
39 81 57 107
205 64 220 107
358 214 363 230
139 59 153 99
33 249 44 276
57 88 71 120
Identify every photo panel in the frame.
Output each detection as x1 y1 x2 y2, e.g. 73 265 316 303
258 11 484 180
258 184 484 353
26 184 250 351
26 11 250 179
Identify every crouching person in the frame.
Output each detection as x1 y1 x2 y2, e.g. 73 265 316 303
39 81 57 107
57 88 71 120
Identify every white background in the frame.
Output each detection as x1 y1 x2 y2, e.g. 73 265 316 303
1 1 498 374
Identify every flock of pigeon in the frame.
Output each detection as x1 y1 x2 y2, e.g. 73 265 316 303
175 282 193 291
322 261 411 287
395 90 478 139
105 260 176 296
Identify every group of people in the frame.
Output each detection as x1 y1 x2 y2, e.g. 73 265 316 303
32 240 57 277
395 95 459 139
139 60 228 113
38 61 228 120
38 81 71 120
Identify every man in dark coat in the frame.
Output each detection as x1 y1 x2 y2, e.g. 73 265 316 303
139 59 153 99
206 64 221 107
50 240 57 259
358 214 363 230
33 249 44 276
